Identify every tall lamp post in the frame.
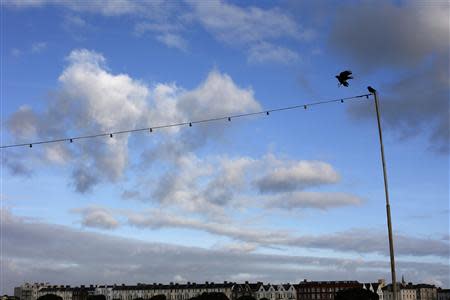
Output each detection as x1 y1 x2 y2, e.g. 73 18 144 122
368 86 397 300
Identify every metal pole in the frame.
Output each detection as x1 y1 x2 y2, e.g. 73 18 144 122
371 88 397 300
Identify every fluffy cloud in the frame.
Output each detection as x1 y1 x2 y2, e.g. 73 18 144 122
31 42 47 53
329 2 449 153
72 206 119 229
6 105 40 139
7 0 309 63
7 49 150 191
126 153 359 216
255 160 340 193
156 33 188 51
187 0 310 63
186 0 307 45
247 42 300 64
2 210 448 295
6 49 261 193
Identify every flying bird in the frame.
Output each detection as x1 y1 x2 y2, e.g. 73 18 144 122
336 70 353 87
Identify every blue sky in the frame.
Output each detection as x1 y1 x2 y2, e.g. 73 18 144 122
1 0 449 295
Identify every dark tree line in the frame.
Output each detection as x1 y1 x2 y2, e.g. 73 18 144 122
37 295 63 300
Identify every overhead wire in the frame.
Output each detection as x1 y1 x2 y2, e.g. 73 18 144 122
0 93 372 149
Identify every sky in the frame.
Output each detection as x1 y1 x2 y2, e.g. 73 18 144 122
1 0 449 295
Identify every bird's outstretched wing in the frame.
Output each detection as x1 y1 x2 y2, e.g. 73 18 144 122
340 70 352 77
336 70 354 87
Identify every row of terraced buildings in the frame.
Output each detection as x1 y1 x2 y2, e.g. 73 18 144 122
14 280 449 300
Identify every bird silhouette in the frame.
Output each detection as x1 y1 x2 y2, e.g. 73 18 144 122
336 70 353 87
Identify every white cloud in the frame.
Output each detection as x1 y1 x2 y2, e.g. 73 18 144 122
248 42 300 64
11 48 22 57
72 206 119 229
7 105 39 139
7 0 143 16
173 274 187 283
44 143 72 165
6 49 262 193
186 0 310 63
69 206 450 258
187 0 306 45
7 0 311 64
135 21 187 50
126 209 290 246
63 14 88 29
265 191 361 210
130 152 357 216
31 41 47 53
156 33 188 51
255 159 340 193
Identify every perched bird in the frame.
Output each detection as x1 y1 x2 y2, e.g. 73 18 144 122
367 86 376 94
336 70 353 87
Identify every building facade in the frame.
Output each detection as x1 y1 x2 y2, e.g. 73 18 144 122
110 282 234 300
14 283 50 300
415 284 437 300
383 283 417 300
37 286 73 300
252 284 296 300
14 281 448 300
295 280 361 300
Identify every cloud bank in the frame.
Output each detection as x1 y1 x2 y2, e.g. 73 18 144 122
3 210 449 295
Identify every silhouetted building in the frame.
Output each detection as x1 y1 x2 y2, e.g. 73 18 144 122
362 279 386 300
437 289 450 300
295 280 360 300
